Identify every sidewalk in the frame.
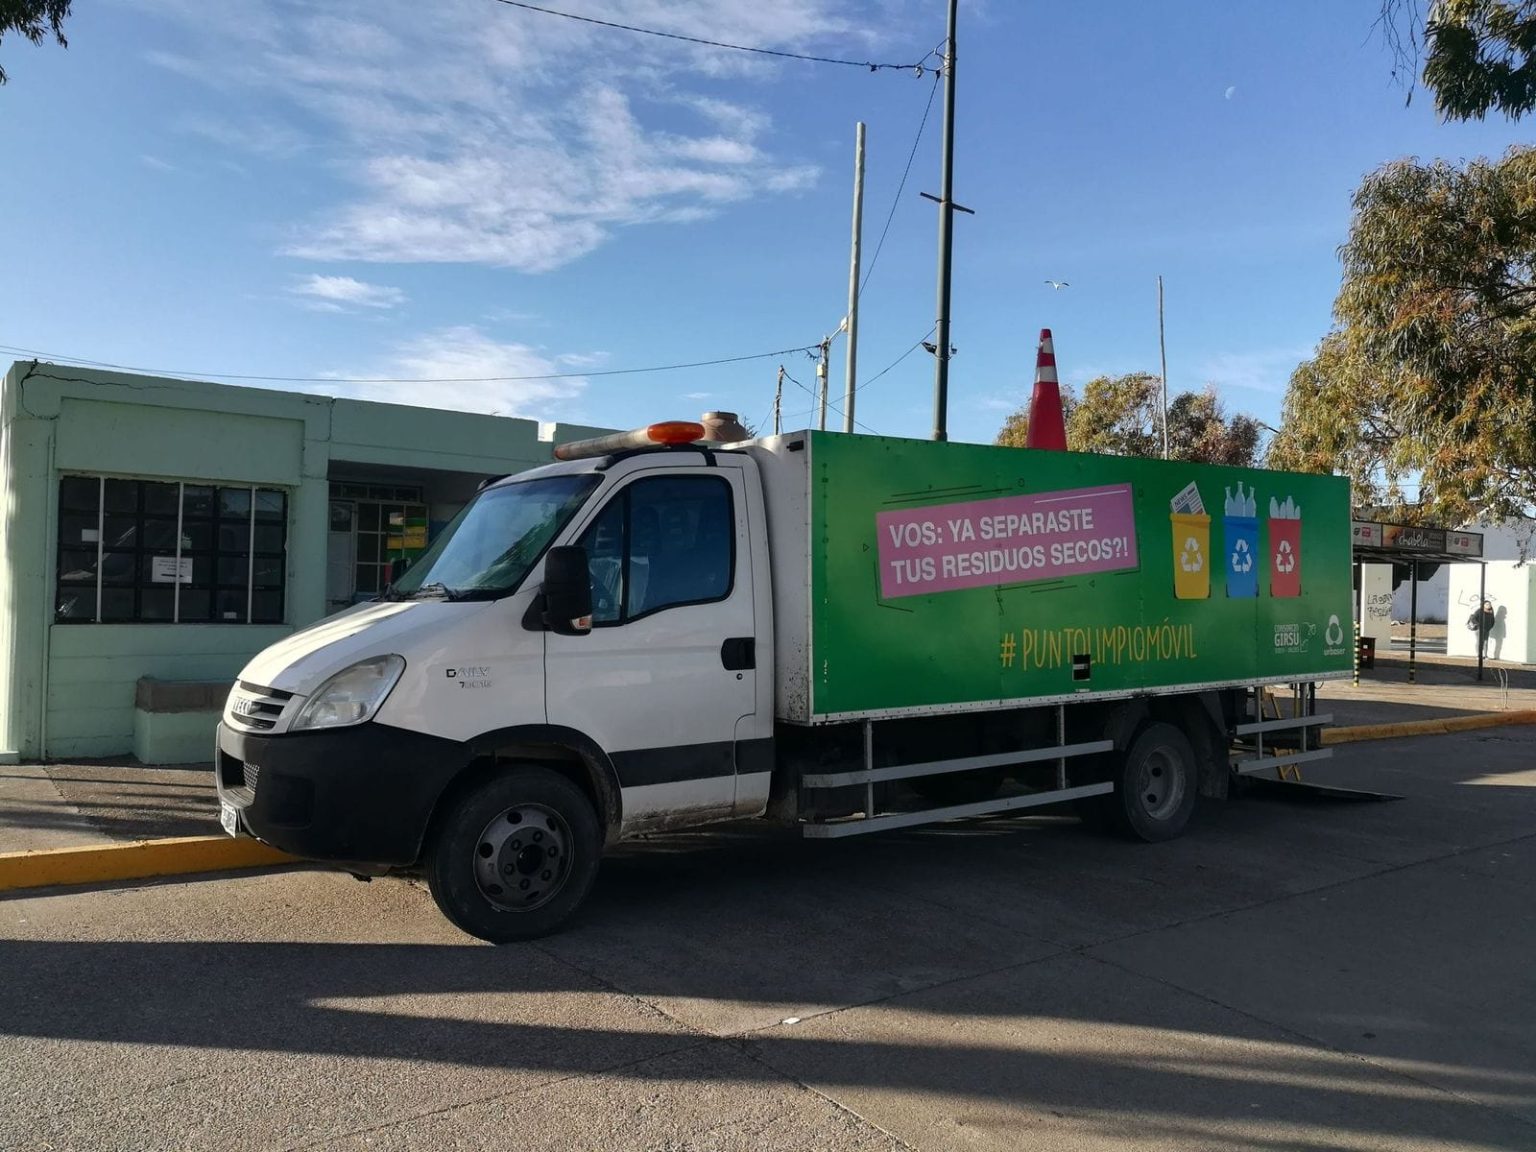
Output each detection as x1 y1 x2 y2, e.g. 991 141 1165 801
1 759 217 855
3 654 1535 855
1318 651 1536 728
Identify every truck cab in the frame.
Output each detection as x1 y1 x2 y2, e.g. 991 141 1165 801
217 426 774 941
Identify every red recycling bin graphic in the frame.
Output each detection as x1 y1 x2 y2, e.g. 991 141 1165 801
1269 517 1301 598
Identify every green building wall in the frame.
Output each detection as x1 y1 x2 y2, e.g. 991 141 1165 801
0 361 612 760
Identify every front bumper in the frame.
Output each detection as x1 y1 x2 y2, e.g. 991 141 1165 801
215 721 469 866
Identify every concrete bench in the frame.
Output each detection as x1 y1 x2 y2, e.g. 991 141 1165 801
133 678 229 765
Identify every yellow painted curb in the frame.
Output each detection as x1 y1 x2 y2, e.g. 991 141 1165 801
1323 708 1536 746
0 836 299 894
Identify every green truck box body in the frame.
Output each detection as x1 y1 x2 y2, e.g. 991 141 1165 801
805 432 1353 720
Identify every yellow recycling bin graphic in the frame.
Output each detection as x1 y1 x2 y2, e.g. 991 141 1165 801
1172 512 1211 599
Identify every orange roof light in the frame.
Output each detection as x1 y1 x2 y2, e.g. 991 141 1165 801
553 421 706 461
645 421 706 445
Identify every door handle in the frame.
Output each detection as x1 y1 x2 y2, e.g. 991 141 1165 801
721 637 755 671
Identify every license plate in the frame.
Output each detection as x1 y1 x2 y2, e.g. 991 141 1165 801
220 800 242 838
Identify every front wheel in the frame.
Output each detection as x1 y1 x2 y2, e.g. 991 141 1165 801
427 766 602 943
1106 721 1199 842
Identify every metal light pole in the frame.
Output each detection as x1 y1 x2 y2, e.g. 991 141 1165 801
929 0 962 442
843 121 866 433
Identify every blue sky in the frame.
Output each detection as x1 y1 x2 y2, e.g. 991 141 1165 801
0 0 1524 445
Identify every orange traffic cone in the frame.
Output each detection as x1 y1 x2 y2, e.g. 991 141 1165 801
1025 328 1068 450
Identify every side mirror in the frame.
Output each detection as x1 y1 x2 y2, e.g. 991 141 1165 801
542 546 593 636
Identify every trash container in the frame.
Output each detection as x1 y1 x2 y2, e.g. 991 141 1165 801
1356 636 1376 670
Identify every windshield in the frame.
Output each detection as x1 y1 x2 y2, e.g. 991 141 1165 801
388 474 599 600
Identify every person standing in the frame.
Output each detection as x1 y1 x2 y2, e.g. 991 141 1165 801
1468 600 1497 660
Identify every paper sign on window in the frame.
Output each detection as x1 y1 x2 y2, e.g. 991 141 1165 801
151 556 193 584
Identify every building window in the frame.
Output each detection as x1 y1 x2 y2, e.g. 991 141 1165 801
328 482 428 599
55 477 288 625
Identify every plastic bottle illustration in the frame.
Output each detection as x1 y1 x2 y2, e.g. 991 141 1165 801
1224 480 1259 599
1269 493 1302 598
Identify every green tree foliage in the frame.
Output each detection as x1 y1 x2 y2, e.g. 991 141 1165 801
1385 0 1536 120
0 0 72 84
996 372 1261 467
1271 146 1536 524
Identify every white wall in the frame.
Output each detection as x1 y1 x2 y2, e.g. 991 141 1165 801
1359 564 1393 643
1447 561 1534 664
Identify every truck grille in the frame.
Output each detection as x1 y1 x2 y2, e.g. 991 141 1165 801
224 681 294 732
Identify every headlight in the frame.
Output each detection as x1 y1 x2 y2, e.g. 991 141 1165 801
290 656 405 731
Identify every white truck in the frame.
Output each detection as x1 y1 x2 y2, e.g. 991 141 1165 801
216 422 1352 941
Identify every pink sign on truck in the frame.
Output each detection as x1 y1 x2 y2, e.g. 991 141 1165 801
877 483 1140 599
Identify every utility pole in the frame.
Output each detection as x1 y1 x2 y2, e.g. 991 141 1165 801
843 121 866 434
1158 274 1169 459
926 0 967 442
773 365 784 435
816 337 831 431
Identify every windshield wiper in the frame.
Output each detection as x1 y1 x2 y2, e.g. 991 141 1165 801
406 582 466 601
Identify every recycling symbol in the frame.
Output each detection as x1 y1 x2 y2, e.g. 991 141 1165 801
1275 539 1296 573
1231 538 1253 573
1179 537 1204 573
1325 614 1344 646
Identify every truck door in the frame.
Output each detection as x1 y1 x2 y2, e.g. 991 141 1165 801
544 462 759 828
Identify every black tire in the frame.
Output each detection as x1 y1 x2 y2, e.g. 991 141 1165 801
1106 721 1199 842
426 766 602 943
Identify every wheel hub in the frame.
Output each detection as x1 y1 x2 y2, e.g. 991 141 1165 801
1136 748 1185 821
473 804 572 912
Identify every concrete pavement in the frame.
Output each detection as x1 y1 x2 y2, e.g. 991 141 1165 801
2 728 1534 1150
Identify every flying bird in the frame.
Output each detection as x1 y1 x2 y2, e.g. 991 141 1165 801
1044 280 1070 290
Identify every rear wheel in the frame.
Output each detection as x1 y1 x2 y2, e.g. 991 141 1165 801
1107 722 1198 842
427 766 601 943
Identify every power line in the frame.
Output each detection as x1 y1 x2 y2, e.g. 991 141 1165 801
0 341 819 385
859 70 941 300
489 0 938 72
858 328 935 392
782 368 813 398
777 371 877 435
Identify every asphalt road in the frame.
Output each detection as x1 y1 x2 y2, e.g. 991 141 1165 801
3 729 1535 1151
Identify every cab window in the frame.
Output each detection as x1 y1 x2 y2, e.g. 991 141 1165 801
578 476 734 625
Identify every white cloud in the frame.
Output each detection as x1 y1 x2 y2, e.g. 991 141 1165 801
683 391 714 401
1224 85 1237 101
290 274 406 311
140 0 893 272
974 395 1017 412
320 326 586 418
1198 347 1311 396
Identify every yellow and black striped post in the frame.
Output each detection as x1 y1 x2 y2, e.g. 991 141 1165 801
1353 618 1361 687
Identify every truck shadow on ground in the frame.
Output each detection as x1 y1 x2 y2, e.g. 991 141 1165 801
5 734 1535 1147
1 933 1532 1149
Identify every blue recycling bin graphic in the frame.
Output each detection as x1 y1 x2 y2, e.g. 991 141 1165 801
1224 515 1259 598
